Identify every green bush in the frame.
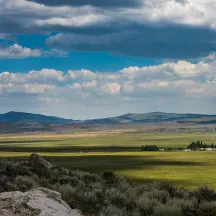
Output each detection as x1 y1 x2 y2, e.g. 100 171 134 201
99 205 127 216
197 201 216 216
15 175 38 191
153 204 182 216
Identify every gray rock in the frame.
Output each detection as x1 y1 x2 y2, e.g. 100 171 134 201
0 187 83 216
29 153 53 169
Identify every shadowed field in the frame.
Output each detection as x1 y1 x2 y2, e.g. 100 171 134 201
1 130 216 188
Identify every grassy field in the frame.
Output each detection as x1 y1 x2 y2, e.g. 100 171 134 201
1 130 216 188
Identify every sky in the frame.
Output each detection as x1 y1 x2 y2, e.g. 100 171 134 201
1 0 216 119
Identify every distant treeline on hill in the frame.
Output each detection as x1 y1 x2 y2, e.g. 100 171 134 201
188 141 215 150
141 145 159 151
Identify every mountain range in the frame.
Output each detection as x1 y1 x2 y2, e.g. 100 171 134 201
0 111 216 125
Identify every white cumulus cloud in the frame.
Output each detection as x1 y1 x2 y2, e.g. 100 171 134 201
0 44 41 58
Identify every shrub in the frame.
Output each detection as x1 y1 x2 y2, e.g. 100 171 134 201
136 195 157 215
103 172 115 180
99 205 127 216
153 204 182 216
191 185 216 202
15 175 38 191
59 184 77 208
197 201 216 216
147 189 170 204
105 188 127 207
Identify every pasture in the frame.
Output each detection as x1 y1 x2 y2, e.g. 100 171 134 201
1 129 216 188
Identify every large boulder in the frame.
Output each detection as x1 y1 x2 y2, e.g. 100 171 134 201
0 187 83 216
29 153 53 169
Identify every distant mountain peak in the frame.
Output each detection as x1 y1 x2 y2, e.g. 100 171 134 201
5 111 17 114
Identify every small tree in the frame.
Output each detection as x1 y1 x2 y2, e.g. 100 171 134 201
141 145 159 151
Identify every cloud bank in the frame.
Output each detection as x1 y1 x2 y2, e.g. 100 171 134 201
1 0 216 58
1 55 216 118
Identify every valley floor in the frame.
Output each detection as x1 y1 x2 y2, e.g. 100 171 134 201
1 126 216 188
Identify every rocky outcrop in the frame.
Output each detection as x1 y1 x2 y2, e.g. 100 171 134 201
0 187 83 216
29 153 53 169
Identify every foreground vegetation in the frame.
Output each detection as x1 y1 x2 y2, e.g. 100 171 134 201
2 157 216 216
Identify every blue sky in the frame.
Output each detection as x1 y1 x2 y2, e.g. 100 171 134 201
0 52 160 73
1 0 216 119
0 34 161 72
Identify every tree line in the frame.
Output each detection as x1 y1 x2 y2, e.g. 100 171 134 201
188 141 215 150
141 145 159 151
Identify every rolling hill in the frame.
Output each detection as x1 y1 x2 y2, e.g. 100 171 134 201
83 112 216 124
0 111 73 124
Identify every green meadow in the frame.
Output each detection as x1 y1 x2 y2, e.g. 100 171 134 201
1 130 216 189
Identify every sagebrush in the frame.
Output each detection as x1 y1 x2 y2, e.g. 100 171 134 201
1 158 216 216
